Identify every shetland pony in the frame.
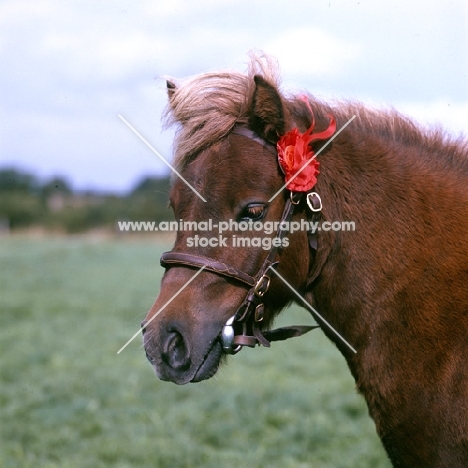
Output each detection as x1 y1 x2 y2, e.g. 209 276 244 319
142 55 468 467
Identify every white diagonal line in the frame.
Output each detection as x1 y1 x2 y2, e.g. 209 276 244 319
118 114 207 203
268 115 356 202
269 267 357 354
117 266 206 354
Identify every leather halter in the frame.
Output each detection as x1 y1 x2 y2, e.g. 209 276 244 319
160 127 320 354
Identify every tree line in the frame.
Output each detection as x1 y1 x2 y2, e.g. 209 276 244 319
0 168 173 233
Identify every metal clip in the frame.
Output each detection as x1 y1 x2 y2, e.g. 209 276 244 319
221 315 242 354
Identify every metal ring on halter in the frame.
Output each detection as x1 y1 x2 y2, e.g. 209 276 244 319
290 191 301 205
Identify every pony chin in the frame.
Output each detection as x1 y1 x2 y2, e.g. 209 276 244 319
190 341 226 383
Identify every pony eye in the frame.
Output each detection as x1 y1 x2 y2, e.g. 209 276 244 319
240 203 266 221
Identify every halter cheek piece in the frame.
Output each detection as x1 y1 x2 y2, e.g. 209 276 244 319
160 127 321 354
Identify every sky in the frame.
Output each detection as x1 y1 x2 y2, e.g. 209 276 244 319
0 0 467 193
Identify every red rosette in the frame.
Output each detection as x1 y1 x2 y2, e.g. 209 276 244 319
277 97 336 192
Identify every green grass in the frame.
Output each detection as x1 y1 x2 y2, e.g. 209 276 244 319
0 236 391 467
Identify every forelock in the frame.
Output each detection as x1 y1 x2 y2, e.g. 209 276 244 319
164 53 281 170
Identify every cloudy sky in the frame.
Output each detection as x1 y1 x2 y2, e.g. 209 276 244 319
1 0 467 192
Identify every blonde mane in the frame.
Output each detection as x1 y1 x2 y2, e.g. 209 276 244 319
164 54 468 175
164 53 281 169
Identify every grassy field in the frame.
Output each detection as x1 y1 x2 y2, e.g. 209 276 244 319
0 236 391 467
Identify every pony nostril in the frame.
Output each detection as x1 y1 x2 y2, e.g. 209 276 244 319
162 328 191 371
141 320 147 335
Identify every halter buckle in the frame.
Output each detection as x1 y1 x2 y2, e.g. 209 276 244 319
255 304 265 322
254 274 270 297
306 192 322 212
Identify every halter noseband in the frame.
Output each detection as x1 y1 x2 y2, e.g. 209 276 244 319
160 127 321 354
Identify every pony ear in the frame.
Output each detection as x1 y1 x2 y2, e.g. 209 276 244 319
248 75 285 143
166 80 177 102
